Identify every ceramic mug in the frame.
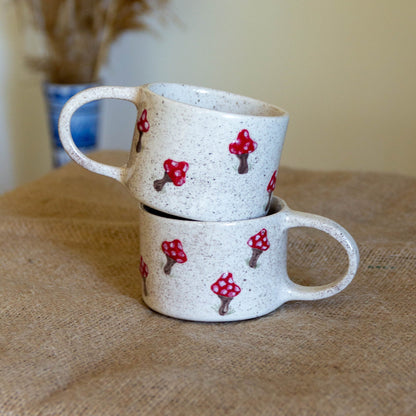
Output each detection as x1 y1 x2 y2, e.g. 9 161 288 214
137 196 359 322
59 83 289 221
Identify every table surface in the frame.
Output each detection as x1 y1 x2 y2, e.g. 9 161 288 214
1 151 415 415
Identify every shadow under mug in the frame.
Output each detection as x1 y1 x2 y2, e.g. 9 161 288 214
58 83 289 221
137 196 360 322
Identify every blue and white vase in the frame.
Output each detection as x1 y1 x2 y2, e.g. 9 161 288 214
43 82 100 167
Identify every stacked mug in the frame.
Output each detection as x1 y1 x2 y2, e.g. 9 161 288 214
59 83 359 322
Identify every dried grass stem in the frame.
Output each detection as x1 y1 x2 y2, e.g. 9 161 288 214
14 0 169 83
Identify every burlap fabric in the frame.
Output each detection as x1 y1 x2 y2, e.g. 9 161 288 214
1 151 415 415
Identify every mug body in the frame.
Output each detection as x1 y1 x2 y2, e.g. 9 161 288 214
138 196 291 322
126 83 289 221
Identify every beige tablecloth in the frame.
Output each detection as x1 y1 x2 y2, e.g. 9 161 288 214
1 151 415 415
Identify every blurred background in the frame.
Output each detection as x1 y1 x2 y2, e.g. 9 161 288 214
0 0 415 194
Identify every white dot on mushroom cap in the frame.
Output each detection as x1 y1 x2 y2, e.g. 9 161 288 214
212 285 219 293
182 165 189 172
174 170 182 177
227 277 234 284
220 289 228 296
170 242 175 248
171 161 178 167
255 235 260 240
144 122 149 129
248 240 253 247
219 280 226 287
170 250 176 257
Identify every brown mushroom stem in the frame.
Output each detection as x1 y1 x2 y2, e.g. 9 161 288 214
265 192 273 212
163 255 176 275
236 153 249 174
218 295 233 316
142 276 148 296
136 131 144 153
249 248 263 268
154 172 172 191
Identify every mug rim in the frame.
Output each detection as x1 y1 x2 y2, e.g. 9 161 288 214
139 196 287 225
143 82 289 119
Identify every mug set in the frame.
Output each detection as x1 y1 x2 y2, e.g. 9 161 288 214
59 83 359 322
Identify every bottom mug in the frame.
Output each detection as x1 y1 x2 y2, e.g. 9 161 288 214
137 197 360 322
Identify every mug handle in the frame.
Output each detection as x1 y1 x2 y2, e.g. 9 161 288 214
282 209 360 301
58 86 139 182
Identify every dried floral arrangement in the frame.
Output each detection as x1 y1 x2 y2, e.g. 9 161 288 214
14 0 170 84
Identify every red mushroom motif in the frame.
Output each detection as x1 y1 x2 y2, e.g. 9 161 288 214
266 170 277 212
229 129 258 174
154 159 189 192
247 228 270 268
139 256 149 296
161 239 187 275
136 109 150 152
211 272 241 316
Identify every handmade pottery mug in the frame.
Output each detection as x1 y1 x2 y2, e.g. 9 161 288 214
59 83 289 221
137 196 360 322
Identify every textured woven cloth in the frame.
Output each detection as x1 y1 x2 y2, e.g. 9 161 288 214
0 151 415 415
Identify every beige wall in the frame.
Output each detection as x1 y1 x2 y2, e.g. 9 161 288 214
1 0 415 193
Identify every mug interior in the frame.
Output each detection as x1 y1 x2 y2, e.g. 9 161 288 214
147 83 286 117
142 196 284 223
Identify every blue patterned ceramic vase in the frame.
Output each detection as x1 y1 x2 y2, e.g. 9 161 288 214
43 82 100 167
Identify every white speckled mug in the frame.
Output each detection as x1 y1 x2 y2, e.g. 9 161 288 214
137 196 359 322
59 83 289 221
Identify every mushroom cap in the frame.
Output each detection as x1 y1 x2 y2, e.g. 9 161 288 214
247 228 270 251
229 129 258 155
163 159 189 186
137 109 150 133
267 170 277 193
139 256 149 278
211 272 241 298
161 239 187 263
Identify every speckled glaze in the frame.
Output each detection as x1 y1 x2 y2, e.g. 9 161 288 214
137 197 360 322
58 83 289 221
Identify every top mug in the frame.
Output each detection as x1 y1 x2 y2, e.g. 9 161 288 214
59 83 289 221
